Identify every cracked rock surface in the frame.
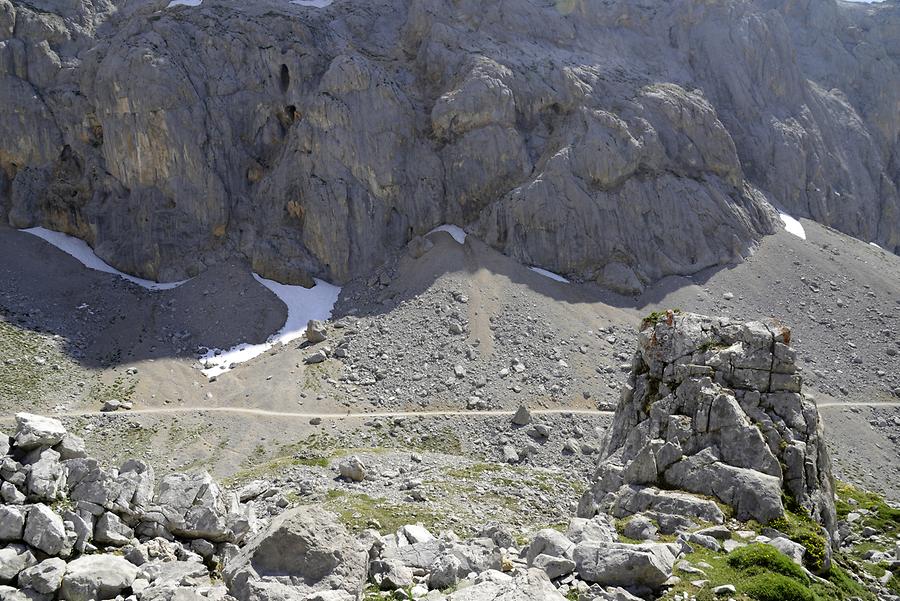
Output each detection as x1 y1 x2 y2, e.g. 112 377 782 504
580 312 836 539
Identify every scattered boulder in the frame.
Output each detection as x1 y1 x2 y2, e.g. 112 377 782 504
307 320 328 343
148 471 244 543
512 405 532 426
428 554 462 590
339 455 367 482
531 554 576 579
438 568 567 600
305 350 328 364
526 529 574 565
767 537 806 565
59 554 139 601
223 506 367 601
0 506 26 541
94 511 134 546
622 515 659 541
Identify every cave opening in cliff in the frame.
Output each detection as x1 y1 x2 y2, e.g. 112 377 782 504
279 64 290 93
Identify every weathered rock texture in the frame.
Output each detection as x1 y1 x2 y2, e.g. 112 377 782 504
0 413 256 599
579 312 837 537
1 0 897 289
223 505 367 601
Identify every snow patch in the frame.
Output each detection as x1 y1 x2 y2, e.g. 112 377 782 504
529 267 570 283
869 242 883 249
167 0 202 6
427 225 467 245
291 0 333 6
199 274 341 378
778 212 806 240
23 227 187 291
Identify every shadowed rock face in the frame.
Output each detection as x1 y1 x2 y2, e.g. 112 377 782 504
0 0 897 288
579 312 837 541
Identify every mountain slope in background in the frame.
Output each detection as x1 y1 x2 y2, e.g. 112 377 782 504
0 0 897 292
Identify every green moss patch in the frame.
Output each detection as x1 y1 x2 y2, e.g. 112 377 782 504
323 490 445 535
727 544 809 584
743 573 815 601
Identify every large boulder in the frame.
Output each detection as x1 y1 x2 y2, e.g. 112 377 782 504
59 554 139 601
144 471 246 542
223 505 367 601
23 504 69 557
26 448 65 500
581 312 836 538
17 558 67 595
573 542 676 589
0 506 26 541
13 414 66 450
0 544 36 585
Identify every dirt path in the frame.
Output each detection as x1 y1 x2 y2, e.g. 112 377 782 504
0 406 613 422
3 400 897 423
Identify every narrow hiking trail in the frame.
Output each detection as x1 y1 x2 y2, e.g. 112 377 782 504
3 400 898 423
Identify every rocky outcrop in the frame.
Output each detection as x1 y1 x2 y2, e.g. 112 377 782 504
1 0 897 290
0 413 255 599
579 312 837 539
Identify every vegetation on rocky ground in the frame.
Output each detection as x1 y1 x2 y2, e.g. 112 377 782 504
0 320 79 402
661 479 900 601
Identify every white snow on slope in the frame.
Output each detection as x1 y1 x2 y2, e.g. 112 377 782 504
529 267 570 283
869 242 883 250
427 225 467 245
23 227 187 291
779 212 807 240
200 274 341 378
167 0 202 7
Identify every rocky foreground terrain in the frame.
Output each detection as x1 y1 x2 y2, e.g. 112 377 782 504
0 312 898 601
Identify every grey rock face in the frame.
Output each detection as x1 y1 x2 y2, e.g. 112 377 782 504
2 0 896 290
223 505 367 601
580 312 836 538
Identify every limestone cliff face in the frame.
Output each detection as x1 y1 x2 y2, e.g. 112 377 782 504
0 0 897 288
